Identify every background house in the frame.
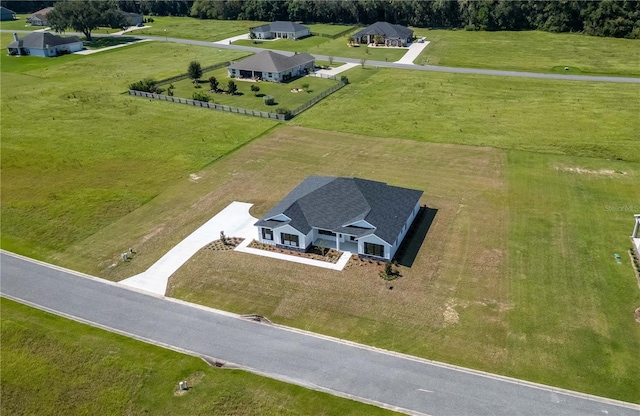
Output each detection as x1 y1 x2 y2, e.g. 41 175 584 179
122 11 143 26
352 21 414 47
27 7 54 26
0 6 17 21
227 50 314 82
255 176 423 261
7 32 83 57
250 21 311 40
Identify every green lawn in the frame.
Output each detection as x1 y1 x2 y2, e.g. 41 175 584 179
413 29 640 76
1 36 276 259
132 16 267 41
0 14 39 31
234 35 407 62
1 299 397 416
169 67 339 111
293 67 640 163
306 23 355 36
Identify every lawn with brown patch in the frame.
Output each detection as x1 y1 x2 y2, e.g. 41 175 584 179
164 126 510 369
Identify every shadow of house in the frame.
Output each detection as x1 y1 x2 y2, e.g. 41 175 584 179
393 206 437 267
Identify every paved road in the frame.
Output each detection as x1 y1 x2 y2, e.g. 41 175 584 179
2 251 638 416
3 30 639 83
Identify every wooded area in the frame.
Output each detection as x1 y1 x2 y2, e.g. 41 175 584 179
2 0 639 39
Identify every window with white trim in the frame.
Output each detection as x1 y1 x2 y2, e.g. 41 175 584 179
364 242 384 258
262 228 273 240
281 233 299 247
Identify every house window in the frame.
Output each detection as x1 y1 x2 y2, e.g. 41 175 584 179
364 242 384 258
349 236 356 241
318 229 336 237
262 228 273 241
281 233 299 247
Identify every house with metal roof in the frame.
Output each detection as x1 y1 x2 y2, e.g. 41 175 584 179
255 176 423 261
27 7 54 26
7 32 83 57
250 21 311 40
0 6 17 21
352 21 414 47
227 50 314 82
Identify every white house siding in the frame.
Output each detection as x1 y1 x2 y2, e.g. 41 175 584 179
270 224 310 251
389 200 421 259
357 234 392 261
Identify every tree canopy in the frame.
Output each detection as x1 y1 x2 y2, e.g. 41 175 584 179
47 0 127 41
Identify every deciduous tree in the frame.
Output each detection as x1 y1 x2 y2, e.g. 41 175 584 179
48 0 127 41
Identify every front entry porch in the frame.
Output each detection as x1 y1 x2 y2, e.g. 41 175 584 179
313 237 358 254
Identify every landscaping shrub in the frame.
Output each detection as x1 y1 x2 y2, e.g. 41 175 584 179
251 85 260 96
264 95 275 105
192 91 210 102
129 78 164 94
227 80 237 95
340 75 349 84
275 107 291 116
187 60 202 81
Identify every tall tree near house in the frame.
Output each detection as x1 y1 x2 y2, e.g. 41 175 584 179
47 0 127 41
188 61 203 82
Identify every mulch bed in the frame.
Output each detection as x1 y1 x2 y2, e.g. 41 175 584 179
205 238 244 251
247 240 342 264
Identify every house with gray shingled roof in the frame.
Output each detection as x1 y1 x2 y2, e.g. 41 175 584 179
255 176 423 261
27 7 54 26
250 21 310 40
227 50 314 82
7 32 83 57
352 21 413 47
0 6 17 21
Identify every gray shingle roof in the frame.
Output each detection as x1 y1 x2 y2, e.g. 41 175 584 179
252 21 309 33
255 177 423 245
353 21 413 40
8 32 80 49
228 50 314 73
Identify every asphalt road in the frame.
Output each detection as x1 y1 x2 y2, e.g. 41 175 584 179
3 30 639 83
2 251 638 416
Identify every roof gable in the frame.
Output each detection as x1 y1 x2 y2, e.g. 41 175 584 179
354 21 413 39
256 176 423 244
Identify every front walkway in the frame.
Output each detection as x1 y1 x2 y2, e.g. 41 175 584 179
234 238 352 271
120 201 257 295
394 38 430 64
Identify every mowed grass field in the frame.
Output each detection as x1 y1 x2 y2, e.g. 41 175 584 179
170 67 339 111
293 67 640 163
234 33 407 62
132 16 267 41
0 14 39 31
412 29 640 76
0 34 277 259
1 299 397 416
157 127 639 403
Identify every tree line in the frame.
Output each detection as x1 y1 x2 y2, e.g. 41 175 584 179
189 0 639 39
2 0 638 39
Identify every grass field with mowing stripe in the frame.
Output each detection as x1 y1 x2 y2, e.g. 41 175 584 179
0 299 398 415
293 67 640 162
131 16 266 41
0 36 275 259
151 127 639 403
234 35 407 61
412 29 640 76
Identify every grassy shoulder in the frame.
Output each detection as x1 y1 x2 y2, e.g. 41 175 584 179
413 29 640 77
0 38 277 258
0 298 398 415
293 67 640 163
234 35 406 62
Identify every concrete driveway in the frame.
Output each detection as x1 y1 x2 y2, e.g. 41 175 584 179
120 201 257 295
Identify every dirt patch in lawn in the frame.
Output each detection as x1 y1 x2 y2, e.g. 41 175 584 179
556 166 626 175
